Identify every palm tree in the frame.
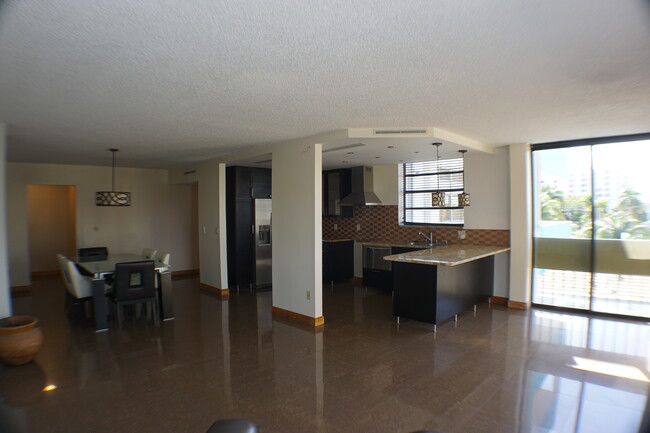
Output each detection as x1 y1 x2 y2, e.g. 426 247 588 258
540 185 565 221
616 189 647 222
596 190 650 239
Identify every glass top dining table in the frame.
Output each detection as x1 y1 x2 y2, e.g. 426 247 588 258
73 253 174 331
74 253 165 278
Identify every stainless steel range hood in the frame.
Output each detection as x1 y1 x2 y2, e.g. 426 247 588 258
340 166 382 206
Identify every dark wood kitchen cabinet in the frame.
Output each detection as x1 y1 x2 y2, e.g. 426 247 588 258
322 169 352 217
226 166 271 287
229 166 272 199
323 240 354 284
251 168 271 198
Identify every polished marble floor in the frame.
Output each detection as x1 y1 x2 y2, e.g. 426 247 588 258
2 275 649 433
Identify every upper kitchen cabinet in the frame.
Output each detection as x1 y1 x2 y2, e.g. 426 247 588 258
228 166 272 199
322 168 352 217
251 167 271 198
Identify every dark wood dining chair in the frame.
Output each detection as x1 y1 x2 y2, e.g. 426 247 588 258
109 261 158 329
77 247 108 257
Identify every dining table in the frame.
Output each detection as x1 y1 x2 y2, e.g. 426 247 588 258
74 253 174 332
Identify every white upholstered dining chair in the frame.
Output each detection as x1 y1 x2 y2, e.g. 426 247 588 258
61 258 94 317
63 259 93 298
142 248 157 260
153 251 170 272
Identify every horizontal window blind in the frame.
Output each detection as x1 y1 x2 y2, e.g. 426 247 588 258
401 158 465 225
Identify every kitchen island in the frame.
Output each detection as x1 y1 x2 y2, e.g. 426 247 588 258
383 244 510 331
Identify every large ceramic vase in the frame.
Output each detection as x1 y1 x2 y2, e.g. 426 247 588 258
0 316 43 366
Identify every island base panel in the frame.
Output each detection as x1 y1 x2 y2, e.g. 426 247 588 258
392 262 438 323
392 256 495 326
436 256 494 323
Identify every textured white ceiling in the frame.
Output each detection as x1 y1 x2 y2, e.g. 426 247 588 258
1 0 649 168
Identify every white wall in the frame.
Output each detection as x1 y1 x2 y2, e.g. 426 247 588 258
509 143 532 304
272 142 322 319
463 146 510 229
0 125 11 318
7 162 197 287
196 160 228 289
372 164 399 205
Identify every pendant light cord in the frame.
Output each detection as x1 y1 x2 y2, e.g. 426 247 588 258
434 143 442 192
109 148 119 192
112 150 116 191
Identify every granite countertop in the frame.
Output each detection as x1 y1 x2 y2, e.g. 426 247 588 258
361 240 433 248
383 244 510 267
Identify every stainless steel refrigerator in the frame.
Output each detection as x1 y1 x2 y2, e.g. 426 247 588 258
254 199 272 287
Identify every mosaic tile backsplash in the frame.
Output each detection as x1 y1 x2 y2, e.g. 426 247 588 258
323 205 510 246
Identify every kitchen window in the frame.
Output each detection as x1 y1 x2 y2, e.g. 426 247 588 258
399 158 464 226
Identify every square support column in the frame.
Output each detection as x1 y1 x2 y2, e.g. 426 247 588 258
509 143 532 307
198 161 229 292
271 142 323 325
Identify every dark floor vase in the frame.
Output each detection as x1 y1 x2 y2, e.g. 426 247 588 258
0 316 43 366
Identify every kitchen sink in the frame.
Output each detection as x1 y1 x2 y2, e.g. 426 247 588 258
403 241 449 247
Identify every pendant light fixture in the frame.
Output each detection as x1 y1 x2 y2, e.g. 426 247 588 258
431 142 445 207
95 148 131 206
458 149 470 207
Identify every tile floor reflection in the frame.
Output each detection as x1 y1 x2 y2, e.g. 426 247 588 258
1 275 649 433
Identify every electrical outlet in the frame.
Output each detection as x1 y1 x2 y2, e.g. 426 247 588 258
306 290 311 300
333 223 338 231
356 223 361 232
457 230 466 240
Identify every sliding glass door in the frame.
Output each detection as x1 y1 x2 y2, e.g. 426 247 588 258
532 135 650 319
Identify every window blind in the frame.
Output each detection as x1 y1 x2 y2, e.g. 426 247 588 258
401 158 465 225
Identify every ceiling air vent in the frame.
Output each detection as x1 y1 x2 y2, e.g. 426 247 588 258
373 128 428 135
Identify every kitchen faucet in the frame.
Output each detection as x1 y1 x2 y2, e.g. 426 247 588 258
418 231 434 246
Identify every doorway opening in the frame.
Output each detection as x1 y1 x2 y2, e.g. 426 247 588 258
27 185 76 276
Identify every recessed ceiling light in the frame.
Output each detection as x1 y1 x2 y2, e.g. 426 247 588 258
347 152 354 154
414 151 419 154
387 146 394 149
375 156 380 159
43 384 57 392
